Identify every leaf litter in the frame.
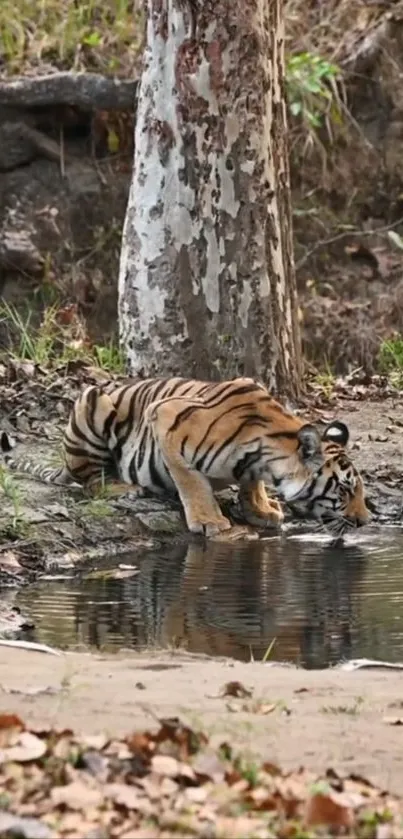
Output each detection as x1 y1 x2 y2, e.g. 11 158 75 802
0 713 401 838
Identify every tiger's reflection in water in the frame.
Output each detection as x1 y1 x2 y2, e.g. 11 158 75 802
134 537 367 668
19 538 368 668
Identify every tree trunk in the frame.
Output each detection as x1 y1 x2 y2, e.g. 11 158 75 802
118 0 302 398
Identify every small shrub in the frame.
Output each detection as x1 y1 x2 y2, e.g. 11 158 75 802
286 51 343 141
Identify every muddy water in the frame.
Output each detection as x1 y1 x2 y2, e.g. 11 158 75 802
15 528 403 668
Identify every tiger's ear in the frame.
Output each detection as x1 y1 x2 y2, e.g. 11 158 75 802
322 420 349 448
297 424 323 468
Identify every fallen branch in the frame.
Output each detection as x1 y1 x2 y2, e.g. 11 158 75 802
0 72 138 112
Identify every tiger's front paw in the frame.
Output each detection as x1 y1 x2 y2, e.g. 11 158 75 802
187 514 232 538
210 525 259 543
241 497 284 529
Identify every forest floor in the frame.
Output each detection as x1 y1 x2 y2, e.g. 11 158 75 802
1 650 403 837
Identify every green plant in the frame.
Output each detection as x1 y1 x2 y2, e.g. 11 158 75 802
286 52 343 138
262 637 276 662
0 0 142 77
234 757 260 788
378 337 403 386
0 300 59 365
77 498 114 518
0 300 125 374
0 465 26 535
313 364 336 398
92 342 125 375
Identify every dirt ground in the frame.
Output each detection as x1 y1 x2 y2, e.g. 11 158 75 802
1 648 403 799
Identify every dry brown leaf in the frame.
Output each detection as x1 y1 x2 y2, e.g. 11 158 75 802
247 786 277 810
154 717 208 759
304 791 354 829
120 827 157 839
0 713 24 747
2 731 46 763
193 751 226 782
138 775 163 800
262 761 281 777
106 739 133 759
151 754 179 777
184 786 208 804
105 782 148 810
81 733 108 751
213 815 267 838
126 731 154 755
53 735 74 760
221 681 253 698
160 776 178 796
0 550 22 569
256 703 277 715
51 781 103 810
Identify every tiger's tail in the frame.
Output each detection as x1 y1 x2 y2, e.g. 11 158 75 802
0 431 77 486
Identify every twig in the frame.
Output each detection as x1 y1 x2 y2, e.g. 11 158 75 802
0 640 62 656
296 216 403 270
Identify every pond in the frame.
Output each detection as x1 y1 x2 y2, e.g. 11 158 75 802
14 527 403 669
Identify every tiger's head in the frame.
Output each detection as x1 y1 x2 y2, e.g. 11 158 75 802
278 420 369 536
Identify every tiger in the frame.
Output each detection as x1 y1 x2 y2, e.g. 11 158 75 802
0 375 369 539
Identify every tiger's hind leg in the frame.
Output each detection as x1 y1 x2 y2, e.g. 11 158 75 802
238 481 284 529
145 397 258 541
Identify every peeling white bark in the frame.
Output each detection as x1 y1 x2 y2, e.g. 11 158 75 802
119 0 302 396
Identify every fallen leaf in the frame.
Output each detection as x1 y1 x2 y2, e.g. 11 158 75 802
0 811 52 838
160 776 178 796
154 717 207 759
105 783 147 809
1 731 46 762
81 733 108 750
220 681 253 698
126 731 153 755
82 750 108 779
255 702 277 715
51 781 103 810
185 786 208 803
150 754 180 777
193 751 226 782
304 791 354 829
53 735 74 760
0 550 22 569
0 713 24 747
